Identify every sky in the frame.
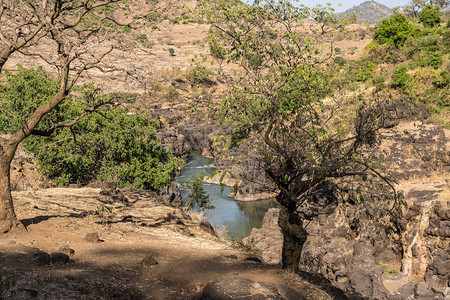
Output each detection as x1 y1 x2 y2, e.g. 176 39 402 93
244 1 411 13
298 1 410 12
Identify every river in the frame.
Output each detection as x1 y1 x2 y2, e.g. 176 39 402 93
175 151 278 238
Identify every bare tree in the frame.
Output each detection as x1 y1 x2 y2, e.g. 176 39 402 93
0 0 150 233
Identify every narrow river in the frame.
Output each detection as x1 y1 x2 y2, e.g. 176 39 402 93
175 151 278 238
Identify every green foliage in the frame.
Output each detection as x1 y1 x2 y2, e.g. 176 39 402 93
183 170 214 212
165 86 179 102
391 65 410 89
0 66 60 134
186 64 213 86
381 265 399 274
374 14 415 48
0 67 182 189
355 61 377 82
334 56 346 66
168 48 176 56
419 4 441 28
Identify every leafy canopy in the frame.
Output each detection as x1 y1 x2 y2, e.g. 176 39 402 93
374 14 416 48
419 4 442 28
0 66 182 189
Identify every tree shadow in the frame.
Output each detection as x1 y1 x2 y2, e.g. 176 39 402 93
297 270 367 300
20 211 89 227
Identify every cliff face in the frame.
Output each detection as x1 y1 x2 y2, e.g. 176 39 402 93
246 122 450 299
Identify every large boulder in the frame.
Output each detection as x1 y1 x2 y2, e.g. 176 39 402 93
245 208 282 264
197 277 306 300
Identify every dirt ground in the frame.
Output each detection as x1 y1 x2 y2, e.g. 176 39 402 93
0 187 337 300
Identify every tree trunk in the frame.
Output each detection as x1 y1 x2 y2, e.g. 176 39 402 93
278 205 308 273
0 144 23 233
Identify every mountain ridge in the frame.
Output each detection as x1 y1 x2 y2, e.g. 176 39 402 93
337 0 392 25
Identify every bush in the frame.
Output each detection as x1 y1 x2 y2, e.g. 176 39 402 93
168 48 175 56
374 14 415 48
186 64 214 86
419 5 441 28
0 67 182 189
391 65 410 89
355 61 377 82
334 56 346 66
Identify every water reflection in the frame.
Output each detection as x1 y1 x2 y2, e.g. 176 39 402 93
175 151 278 238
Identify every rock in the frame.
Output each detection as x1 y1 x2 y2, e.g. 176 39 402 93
198 277 306 300
398 282 416 298
18 289 39 298
85 232 100 243
58 245 75 256
245 208 282 264
141 255 158 266
437 287 450 300
99 189 128 204
159 181 182 207
245 257 262 263
414 282 434 299
33 251 50 265
199 220 216 237
50 252 70 264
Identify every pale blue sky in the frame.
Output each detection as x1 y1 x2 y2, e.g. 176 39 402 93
298 1 409 12
245 1 411 13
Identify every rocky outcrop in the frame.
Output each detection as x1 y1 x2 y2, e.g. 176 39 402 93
246 179 449 299
244 208 282 264
197 277 306 300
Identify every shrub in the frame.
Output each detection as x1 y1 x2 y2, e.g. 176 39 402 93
0 67 182 189
334 56 346 66
374 14 415 48
165 86 179 102
391 65 410 89
183 170 214 212
186 64 213 86
419 5 441 28
168 48 175 56
355 61 377 82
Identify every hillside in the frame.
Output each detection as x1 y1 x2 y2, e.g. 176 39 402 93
337 0 392 24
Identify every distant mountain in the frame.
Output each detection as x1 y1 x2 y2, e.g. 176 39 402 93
337 1 392 25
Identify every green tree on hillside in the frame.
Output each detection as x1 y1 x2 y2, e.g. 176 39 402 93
205 0 402 272
419 4 442 27
374 14 415 48
0 0 164 233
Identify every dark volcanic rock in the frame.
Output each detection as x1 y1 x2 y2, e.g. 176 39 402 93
33 251 50 265
50 252 70 264
198 277 306 300
159 181 182 207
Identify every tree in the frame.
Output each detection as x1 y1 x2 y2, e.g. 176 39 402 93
419 4 442 27
403 0 449 17
374 14 415 48
0 0 158 233
183 170 214 212
205 0 402 272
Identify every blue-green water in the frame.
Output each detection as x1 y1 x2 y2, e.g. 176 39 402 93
176 151 278 238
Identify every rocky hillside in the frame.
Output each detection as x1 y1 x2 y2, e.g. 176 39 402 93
337 0 392 24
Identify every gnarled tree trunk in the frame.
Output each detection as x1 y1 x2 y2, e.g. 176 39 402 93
0 141 22 233
278 205 308 272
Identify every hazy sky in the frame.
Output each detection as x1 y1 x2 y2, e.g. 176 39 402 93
299 1 410 12
244 1 411 13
